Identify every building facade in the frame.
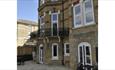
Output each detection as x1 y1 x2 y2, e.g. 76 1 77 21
37 0 98 70
17 19 38 47
17 19 38 55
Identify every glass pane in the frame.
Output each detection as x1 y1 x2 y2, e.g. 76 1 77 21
66 44 69 53
52 14 57 21
86 56 91 64
80 47 83 63
53 23 57 36
96 47 98 63
53 45 57 56
86 46 90 55
75 5 81 15
40 17 44 24
85 0 92 12
86 12 93 23
75 16 81 26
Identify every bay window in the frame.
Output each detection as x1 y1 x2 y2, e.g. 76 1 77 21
73 0 94 28
73 4 82 28
84 0 94 25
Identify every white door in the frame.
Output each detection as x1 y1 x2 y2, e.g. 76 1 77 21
78 42 92 70
39 45 43 64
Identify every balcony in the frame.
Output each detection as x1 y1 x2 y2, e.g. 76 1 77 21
37 28 69 37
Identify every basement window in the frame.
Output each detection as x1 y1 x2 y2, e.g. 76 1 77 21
64 43 70 56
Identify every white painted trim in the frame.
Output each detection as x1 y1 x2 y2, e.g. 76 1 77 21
51 13 59 36
58 10 60 14
71 4 73 7
78 42 92 66
64 43 70 56
49 11 51 15
52 43 59 60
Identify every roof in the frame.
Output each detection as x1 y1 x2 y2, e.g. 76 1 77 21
17 19 38 26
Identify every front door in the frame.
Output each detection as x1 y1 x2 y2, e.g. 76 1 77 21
39 46 43 64
78 42 92 70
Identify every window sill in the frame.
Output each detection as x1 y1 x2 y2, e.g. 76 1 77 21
64 54 70 56
51 57 58 60
72 22 96 29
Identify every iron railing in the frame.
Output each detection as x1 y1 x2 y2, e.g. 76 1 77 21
37 28 69 37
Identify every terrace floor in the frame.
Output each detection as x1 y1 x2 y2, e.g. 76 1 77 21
17 61 71 70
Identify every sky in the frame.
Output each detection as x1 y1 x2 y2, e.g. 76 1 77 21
17 0 38 22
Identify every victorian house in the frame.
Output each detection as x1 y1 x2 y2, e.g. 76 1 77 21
36 0 98 70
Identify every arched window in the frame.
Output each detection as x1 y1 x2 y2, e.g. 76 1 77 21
78 42 92 69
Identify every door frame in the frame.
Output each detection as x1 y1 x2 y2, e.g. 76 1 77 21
78 42 92 69
39 44 43 64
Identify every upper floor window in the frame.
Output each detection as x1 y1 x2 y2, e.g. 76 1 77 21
40 16 45 33
73 0 94 28
84 0 94 25
51 13 58 36
73 4 82 28
52 13 58 23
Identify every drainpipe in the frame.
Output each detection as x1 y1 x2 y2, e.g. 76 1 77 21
62 0 64 65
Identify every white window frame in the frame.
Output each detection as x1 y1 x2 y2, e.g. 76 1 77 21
64 43 70 56
78 42 92 66
83 0 95 26
73 0 95 28
73 3 83 28
51 13 59 36
52 43 58 60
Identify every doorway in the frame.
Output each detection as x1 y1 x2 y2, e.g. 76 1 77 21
78 42 92 70
39 44 43 64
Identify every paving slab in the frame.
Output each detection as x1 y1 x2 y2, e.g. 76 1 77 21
17 61 71 70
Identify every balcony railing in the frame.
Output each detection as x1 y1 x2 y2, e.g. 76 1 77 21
37 28 69 37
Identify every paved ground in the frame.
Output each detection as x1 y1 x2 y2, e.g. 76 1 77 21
17 61 71 70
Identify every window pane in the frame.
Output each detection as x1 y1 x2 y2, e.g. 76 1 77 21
86 12 93 23
85 0 92 12
86 46 90 55
75 16 81 26
96 47 98 63
40 17 44 24
86 57 91 64
53 23 57 36
80 47 83 63
52 14 57 21
75 5 81 15
66 44 69 53
84 0 94 23
53 45 57 56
